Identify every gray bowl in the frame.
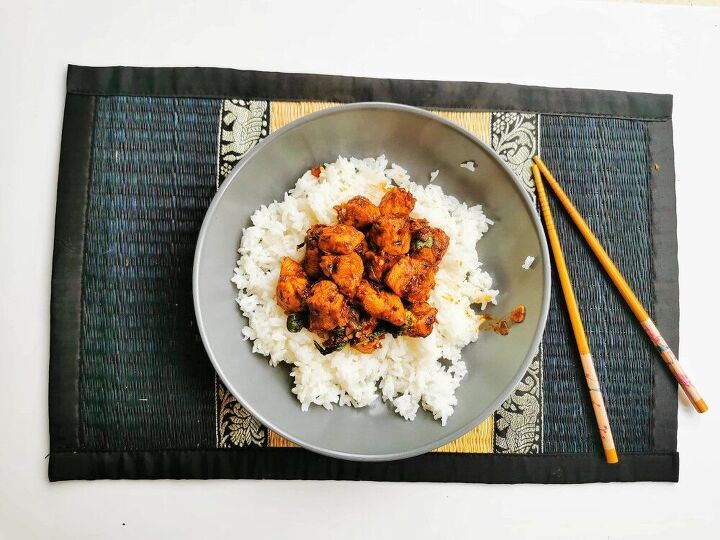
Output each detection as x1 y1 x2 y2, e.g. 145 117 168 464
193 103 550 461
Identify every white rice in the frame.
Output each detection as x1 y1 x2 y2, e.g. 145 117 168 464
522 256 535 270
232 156 497 425
460 160 476 172
429 169 439 183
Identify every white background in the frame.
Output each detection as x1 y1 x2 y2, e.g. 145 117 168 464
1 1 720 538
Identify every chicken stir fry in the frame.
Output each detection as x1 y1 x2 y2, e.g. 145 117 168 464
409 222 449 267
276 257 309 313
350 315 384 353
302 224 326 279
385 256 436 304
318 224 365 254
379 186 415 217
335 195 380 229
306 280 350 332
404 302 438 338
368 217 411 256
320 252 364 296
275 187 448 354
355 280 407 326
362 250 400 282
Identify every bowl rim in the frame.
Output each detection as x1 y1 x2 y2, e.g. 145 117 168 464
193 101 551 461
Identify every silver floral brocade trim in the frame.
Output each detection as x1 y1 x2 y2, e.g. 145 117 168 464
217 379 266 448
491 112 543 453
494 353 542 453
214 99 270 448
491 112 538 201
218 99 269 182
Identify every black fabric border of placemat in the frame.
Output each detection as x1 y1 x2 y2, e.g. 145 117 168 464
50 66 680 482
65 65 672 121
648 120 680 452
50 93 96 454
49 449 678 483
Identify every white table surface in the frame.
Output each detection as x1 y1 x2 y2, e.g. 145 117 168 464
2 1 720 538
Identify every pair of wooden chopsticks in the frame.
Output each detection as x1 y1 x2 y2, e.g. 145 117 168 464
531 157 707 465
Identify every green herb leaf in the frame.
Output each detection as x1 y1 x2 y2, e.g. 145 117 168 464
314 340 347 356
286 312 307 333
412 234 433 251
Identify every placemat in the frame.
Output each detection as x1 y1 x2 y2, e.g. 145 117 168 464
49 65 679 482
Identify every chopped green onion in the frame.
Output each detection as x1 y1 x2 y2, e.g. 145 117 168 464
412 234 433 251
402 310 416 331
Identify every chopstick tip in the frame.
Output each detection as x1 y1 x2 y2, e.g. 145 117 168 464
605 448 619 464
695 399 709 413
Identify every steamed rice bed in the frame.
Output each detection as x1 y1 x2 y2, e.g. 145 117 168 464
232 156 497 424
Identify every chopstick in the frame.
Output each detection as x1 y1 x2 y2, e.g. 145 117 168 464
532 165 619 464
533 156 708 414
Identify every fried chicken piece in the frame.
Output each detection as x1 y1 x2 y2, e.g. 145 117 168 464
318 224 365 255
303 248 322 280
276 257 309 313
363 250 401 282
319 252 364 297
350 314 384 353
408 217 429 233
403 302 438 338
368 216 411 256
352 336 385 354
379 186 415 217
302 224 326 279
429 227 449 262
343 310 378 341
354 237 370 256
412 247 433 265
385 256 436 303
306 280 351 333
335 196 380 229
411 225 450 266
355 280 407 326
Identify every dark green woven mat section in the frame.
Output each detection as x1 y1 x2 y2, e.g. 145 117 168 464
79 96 220 450
540 115 656 453
76 97 658 456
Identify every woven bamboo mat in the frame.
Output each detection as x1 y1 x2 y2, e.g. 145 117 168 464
49 66 679 482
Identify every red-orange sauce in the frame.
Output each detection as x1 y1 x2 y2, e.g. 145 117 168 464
479 305 526 336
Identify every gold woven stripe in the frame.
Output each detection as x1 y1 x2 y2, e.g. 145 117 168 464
269 417 494 452
271 103 492 146
266 102 493 453
268 429 298 448
434 416 493 453
431 110 491 144
270 101 341 132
